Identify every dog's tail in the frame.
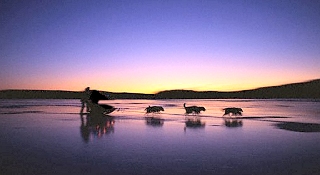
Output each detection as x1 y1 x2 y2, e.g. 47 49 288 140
183 103 186 108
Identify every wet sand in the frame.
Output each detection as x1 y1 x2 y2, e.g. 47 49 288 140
1 99 320 175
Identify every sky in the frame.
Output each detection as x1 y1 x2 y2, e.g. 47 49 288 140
1 0 320 93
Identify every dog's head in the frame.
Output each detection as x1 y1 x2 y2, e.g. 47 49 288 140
236 108 243 112
200 107 206 111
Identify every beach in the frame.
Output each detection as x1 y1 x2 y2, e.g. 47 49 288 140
1 99 320 175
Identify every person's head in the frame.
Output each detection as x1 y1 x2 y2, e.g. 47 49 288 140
85 87 90 92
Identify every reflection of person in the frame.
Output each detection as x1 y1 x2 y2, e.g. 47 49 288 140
80 113 90 143
80 87 91 114
80 113 115 143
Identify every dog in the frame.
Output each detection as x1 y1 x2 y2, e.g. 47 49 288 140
145 106 164 114
184 103 206 115
223 107 243 116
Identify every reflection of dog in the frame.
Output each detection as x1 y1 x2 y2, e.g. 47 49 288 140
145 117 164 126
223 107 243 116
145 106 164 114
185 118 205 127
184 103 206 115
224 118 243 127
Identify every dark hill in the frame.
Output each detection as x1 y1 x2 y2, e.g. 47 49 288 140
236 79 320 99
155 79 320 99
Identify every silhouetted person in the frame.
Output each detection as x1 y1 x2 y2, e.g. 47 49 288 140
80 87 91 114
81 87 117 115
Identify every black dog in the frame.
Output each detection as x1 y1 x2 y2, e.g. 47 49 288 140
184 103 206 115
145 106 164 114
223 107 243 116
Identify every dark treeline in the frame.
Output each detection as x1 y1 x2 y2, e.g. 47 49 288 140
0 79 319 99
0 90 83 99
0 90 155 99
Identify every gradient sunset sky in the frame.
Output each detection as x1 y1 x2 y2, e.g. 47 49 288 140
1 0 319 93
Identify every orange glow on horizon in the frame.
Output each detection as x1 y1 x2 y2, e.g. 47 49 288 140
20 78 315 94
1 68 318 94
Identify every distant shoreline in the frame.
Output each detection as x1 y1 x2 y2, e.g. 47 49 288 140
0 79 319 99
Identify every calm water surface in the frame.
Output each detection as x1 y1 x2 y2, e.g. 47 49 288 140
0 99 320 175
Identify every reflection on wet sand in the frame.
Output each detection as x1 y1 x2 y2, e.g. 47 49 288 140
274 122 320 132
145 117 164 126
80 113 115 143
224 118 243 127
185 116 205 128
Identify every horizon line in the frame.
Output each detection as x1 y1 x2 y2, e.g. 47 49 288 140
1 78 319 94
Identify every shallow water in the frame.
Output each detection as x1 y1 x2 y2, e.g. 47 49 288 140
0 99 320 175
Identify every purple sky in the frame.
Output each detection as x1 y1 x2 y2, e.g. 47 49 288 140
1 0 320 93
